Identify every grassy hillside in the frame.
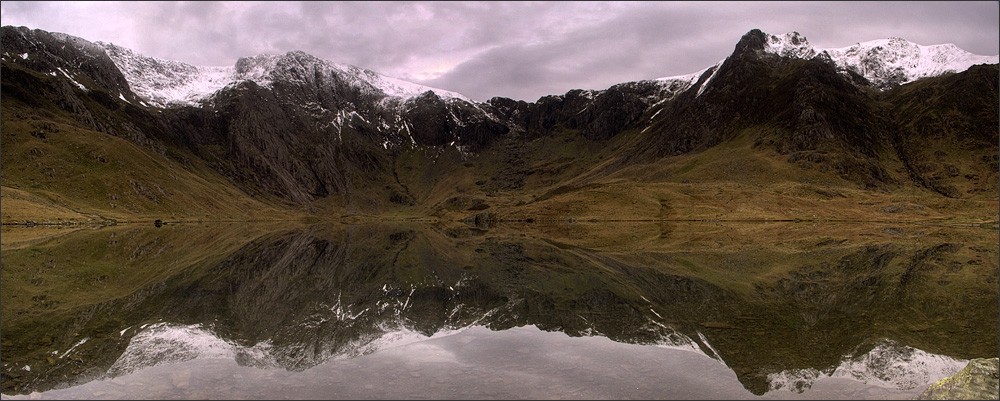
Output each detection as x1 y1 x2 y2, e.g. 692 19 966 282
0 222 303 393
1 62 305 224
386 122 997 224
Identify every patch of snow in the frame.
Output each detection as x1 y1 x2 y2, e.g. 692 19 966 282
830 340 966 390
59 337 89 359
763 31 816 59
651 327 703 355
370 72 471 102
696 64 722 97
821 36 999 87
55 67 88 92
761 31 999 88
97 41 265 107
655 64 711 87
653 61 723 98
403 122 416 146
767 339 966 394
697 331 726 363
107 323 276 377
20 52 28 59
348 110 370 125
768 367 828 393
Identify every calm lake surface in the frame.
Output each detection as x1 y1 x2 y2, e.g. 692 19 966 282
1 221 997 399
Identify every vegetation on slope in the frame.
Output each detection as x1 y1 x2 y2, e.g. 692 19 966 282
1 61 303 224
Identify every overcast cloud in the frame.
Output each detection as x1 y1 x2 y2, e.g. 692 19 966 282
2 1 997 102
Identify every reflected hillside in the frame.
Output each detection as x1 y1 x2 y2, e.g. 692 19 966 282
1 221 996 396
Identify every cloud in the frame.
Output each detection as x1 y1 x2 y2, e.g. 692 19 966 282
1 1 997 102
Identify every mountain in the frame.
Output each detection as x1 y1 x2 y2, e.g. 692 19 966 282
1 26 997 224
96 41 472 108
755 31 998 89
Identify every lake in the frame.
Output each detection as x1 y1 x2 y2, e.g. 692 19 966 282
1 220 997 399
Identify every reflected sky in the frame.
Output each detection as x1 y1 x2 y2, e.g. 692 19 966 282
0 325 952 400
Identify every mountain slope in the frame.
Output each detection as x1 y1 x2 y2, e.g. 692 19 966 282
0 35 301 223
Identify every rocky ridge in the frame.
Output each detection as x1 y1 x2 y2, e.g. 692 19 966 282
95 42 472 108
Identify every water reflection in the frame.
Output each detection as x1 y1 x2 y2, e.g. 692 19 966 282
1 221 997 399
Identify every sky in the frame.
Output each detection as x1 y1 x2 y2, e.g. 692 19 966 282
2 1 998 102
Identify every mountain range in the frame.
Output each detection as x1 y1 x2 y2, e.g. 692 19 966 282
1 26 997 224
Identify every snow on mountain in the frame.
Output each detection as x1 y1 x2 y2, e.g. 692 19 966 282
763 31 818 59
350 64 471 102
97 43 470 108
766 339 967 394
763 31 999 89
654 64 710 91
820 37 999 88
648 60 725 101
97 42 240 107
829 340 966 390
655 30 998 92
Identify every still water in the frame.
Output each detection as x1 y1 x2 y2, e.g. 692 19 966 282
1 221 997 399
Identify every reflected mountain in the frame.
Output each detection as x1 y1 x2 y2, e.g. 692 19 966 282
1 221 997 396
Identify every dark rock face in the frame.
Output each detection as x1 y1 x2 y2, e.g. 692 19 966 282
0 27 165 153
1 26 134 100
883 63 1000 198
404 91 451 145
733 28 769 56
580 83 656 140
480 80 679 142
401 91 508 151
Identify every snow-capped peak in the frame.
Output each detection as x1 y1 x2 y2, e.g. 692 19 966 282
97 44 471 107
763 31 999 88
818 36 999 88
654 31 998 93
763 31 817 59
97 42 236 107
767 339 966 394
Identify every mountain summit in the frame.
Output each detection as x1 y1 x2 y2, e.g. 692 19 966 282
656 29 999 92
96 42 471 108
760 30 999 89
